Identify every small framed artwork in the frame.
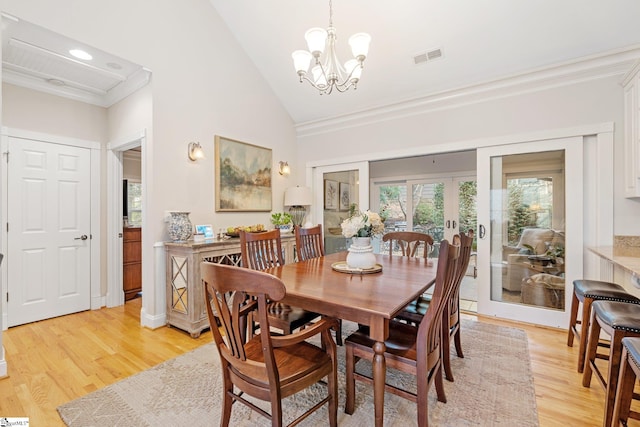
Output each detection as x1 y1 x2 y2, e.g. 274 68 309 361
324 179 338 210
195 224 214 238
215 135 272 212
339 182 350 211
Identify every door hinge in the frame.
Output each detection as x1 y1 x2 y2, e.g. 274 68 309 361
3 151 8 163
6 223 8 232
6 293 8 302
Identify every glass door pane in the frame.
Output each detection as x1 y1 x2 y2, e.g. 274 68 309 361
412 182 445 256
477 138 581 328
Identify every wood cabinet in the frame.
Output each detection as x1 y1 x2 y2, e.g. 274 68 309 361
623 62 640 198
123 227 142 300
165 234 296 337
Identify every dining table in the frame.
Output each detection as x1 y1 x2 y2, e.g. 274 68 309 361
266 251 437 427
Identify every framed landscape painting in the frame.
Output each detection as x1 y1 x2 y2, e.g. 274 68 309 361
215 135 272 212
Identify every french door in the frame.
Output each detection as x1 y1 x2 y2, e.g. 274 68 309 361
476 137 583 328
372 176 476 257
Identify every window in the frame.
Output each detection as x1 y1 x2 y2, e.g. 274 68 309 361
126 180 142 227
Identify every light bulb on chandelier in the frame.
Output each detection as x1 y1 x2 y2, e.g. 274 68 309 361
291 0 371 95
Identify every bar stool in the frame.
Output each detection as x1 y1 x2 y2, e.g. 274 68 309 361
567 279 640 373
582 300 640 427
612 337 640 427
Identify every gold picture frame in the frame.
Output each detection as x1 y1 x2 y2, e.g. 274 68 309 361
215 135 272 212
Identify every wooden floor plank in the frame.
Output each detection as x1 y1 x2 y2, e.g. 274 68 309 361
0 298 634 426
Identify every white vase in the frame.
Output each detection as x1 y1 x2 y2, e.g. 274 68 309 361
346 237 377 269
167 211 193 242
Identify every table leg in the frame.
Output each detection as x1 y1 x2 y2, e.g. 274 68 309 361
372 340 386 427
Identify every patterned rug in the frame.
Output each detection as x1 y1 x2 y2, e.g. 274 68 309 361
58 320 538 426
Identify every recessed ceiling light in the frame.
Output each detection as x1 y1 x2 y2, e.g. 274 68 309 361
69 49 92 60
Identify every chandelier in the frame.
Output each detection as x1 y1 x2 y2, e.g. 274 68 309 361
291 0 371 95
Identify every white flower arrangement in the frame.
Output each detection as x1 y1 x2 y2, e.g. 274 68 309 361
341 210 385 238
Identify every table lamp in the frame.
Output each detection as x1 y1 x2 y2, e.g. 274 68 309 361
284 186 313 228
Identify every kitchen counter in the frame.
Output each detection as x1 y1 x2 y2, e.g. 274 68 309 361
589 245 640 276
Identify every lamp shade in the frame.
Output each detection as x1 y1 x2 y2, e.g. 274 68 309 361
284 186 312 206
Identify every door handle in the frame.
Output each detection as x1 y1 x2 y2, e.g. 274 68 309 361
452 220 457 229
446 220 451 228
479 225 486 239
74 234 88 241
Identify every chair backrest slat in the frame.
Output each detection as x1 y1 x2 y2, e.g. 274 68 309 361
240 229 284 271
382 231 434 259
202 262 286 368
295 225 325 261
417 238 460 357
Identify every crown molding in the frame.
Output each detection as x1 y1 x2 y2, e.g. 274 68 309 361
295 45 640 138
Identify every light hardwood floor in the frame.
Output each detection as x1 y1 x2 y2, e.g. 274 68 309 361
0 297 633 426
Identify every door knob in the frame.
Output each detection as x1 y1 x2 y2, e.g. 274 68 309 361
74 234 88 241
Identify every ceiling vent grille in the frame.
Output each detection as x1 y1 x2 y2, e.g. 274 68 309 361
414 48 443 65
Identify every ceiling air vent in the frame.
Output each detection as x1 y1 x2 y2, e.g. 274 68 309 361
413 48 443 65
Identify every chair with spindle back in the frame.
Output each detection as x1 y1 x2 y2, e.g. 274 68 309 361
295 225 342 345
239 229 320 335
382 231 434 258
398 230 474 381
344 238 460 426
202 262 338 427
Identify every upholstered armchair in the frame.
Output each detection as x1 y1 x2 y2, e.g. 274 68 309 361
503 228 557 292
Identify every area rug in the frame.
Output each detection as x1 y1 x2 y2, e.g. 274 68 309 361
58 320 538 426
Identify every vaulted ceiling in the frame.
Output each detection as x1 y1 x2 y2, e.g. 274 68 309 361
209 0 640 125
3 2 640 126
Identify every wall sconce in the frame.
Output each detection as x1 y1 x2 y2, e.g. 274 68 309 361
278 161 291 176
188 142 205 161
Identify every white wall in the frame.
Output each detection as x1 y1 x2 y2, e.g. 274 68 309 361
298 77 640 236
1 0 298 329
2 83 108 140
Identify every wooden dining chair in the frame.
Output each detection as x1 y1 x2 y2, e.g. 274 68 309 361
382 231 434 258
399 230 474 382
239 229 320 335
295 225 342 345
344 238 460 427
202 262 338 427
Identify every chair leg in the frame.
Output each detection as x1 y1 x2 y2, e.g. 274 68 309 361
327 335 338 427
442 310 454 382
345 344 356 415
603 332 625 427
583 309 601 388
221 375 233 427
578 297 593 373
416 358 429 427
612 347 636 427
453 324 463 358
335 319 343 346
567 290 579 347
434 361 447 403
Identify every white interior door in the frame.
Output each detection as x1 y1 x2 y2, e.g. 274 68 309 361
7 137 91 327
476 137 583 328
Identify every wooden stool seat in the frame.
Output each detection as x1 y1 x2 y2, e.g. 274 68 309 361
567 279 640 373
612 337 640 426
583 300 640 427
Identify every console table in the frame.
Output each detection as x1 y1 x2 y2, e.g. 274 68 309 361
165 234 296 337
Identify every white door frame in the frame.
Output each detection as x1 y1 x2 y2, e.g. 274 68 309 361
106 130 146 308
310 161 370 227
476 137 583 328
0 127 102 329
